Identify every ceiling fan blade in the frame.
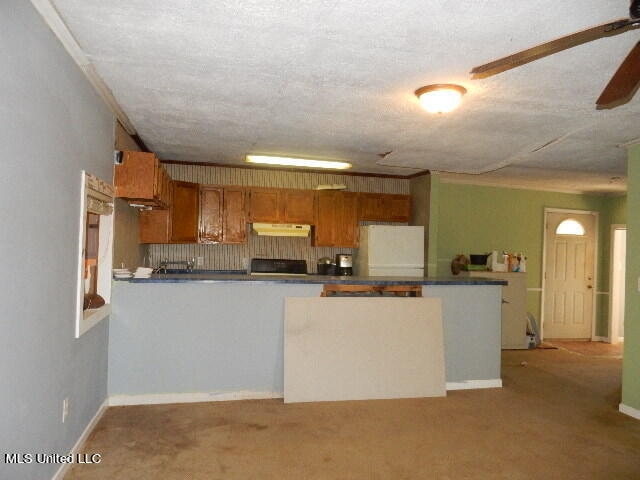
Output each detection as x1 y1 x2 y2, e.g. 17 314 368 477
470 18 638 79
596 41 640 108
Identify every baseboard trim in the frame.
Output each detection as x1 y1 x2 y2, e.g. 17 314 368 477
592 336 607 342
446 379 502 390
108 390 284 406
51 399 108 480
619 403 640 420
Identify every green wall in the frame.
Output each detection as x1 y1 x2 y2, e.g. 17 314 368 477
622 145 640 412
429 175 625 337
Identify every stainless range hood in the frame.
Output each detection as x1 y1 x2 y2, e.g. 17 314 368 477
252 223 311 237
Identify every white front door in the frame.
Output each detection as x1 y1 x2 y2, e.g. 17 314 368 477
543 210 596 339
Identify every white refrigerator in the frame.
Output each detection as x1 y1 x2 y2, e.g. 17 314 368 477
354 225 425 277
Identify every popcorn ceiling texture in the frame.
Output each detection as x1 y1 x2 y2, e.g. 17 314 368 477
52 0 639 189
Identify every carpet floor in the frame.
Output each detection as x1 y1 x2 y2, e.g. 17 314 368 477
65 349 640 480
544 340 623 358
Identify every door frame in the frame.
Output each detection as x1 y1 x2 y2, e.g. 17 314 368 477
608 224 626 344
540 208 599 341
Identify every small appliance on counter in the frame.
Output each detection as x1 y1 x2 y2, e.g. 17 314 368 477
335 253 353 276
316 257 335 275
250 258 307 275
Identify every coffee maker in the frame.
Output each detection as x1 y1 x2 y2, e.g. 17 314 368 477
335 254 353 276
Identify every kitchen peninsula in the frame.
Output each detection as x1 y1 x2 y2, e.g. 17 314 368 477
108 274 505 405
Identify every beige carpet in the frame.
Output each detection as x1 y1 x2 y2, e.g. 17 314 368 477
65 349 640 480
543 340 623 358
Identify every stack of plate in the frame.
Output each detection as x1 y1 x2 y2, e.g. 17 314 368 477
134 267 154 278
113 268 133 279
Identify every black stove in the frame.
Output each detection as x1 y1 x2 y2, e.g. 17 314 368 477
250 258 308 275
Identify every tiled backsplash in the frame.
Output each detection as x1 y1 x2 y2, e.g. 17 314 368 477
146 164 410 272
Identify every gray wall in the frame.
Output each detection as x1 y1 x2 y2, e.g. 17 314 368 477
0 2 113 478
109 282 502 397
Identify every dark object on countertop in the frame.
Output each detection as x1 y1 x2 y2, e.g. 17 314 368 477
83 293 105 310
317 257 334 275
250 258 307 275
451 254 469 275
469 253 490 265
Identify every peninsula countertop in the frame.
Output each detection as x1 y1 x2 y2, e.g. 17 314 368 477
114 271 507 286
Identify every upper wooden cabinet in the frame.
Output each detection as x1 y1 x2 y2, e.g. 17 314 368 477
199 186 224 243
248 188 315 224
114 151 171 208
170 181 199 243
139 209 171 244
199 186 246 244
314 191 359 248
281 189 316 224
358 193 411 222
222 188 247 244
248 189 280 223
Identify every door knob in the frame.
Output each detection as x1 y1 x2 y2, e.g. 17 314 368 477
587 285 593 289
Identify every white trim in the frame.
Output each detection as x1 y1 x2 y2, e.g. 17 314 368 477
445 379 502 390
609 224 627 345
541 208 599 341
108 390 284 406
107 382 506 406
437 173 619 195
619 403 640 421
527 287 543 292
51 400 108 480
592 336 608 342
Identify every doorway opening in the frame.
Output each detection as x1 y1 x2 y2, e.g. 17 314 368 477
609 225 626 344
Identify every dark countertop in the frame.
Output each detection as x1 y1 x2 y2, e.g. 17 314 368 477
114 272 507 286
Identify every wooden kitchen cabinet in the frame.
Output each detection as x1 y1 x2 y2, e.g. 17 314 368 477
248 188 280 223
281 189 315 224
170 181 199 243
199 186 224 243
199 186 247 244
313 191 359 247
114 151 172 208
248 188 315 224
139 209 171 243
222 188 247 243
358 193 411 222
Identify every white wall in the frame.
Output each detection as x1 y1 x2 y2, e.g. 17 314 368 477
0 2 113 478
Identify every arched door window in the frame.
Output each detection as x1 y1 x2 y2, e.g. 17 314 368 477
555 218 585 236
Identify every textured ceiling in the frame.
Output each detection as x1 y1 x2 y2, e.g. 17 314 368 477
50 0 640 192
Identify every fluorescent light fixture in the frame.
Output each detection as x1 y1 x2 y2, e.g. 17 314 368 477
415 84 467 114
246 155 352 170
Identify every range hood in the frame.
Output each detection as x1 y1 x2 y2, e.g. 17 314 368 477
252 223 311 237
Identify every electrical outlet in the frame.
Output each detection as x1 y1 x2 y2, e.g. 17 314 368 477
62 398 69 423
196 256 204 267
242 257 249 269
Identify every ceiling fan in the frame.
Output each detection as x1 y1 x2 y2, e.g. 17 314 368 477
470 0 640 109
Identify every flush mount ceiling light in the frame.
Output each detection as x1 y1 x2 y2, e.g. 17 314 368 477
415 84 467 114
246 155 352 170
